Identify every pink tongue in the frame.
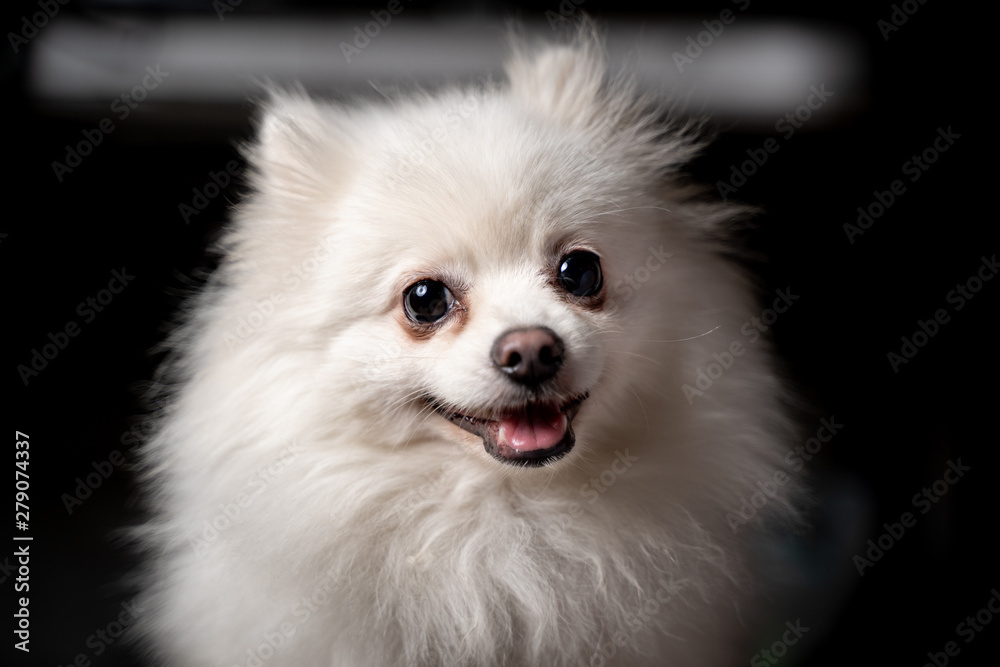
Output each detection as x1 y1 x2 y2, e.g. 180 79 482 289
499 404 567 451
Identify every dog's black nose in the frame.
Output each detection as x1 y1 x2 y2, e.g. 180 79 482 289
492 327 564 386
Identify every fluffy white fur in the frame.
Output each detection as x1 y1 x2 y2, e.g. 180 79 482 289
136 26 800 667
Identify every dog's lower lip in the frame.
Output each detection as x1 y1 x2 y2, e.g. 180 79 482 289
431 393 588 467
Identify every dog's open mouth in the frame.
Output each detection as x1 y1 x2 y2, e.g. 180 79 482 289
431 394 588 466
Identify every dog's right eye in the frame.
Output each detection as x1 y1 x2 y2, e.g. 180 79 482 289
404 280 455 323
557 251 603 298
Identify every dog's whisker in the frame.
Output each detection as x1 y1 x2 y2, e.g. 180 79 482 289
610 350 664 367
602 325 722 345
625 385 651 435
590 204 674 218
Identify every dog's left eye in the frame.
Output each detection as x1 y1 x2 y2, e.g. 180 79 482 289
404 280 455 323
557 251 603 297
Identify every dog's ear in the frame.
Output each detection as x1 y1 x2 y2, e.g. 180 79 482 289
505 27 607 130
244 88 356 206
505 24 704 176
228 88 358 270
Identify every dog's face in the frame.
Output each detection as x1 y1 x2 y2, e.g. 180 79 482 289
381 195 612 467
328 125 635 468
238 44 734 469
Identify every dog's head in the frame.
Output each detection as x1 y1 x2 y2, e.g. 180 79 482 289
226 29 747 469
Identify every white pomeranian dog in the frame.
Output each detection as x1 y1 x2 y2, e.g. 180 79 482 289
136 23 801 667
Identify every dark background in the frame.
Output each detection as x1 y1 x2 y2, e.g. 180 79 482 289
5 1 995 665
